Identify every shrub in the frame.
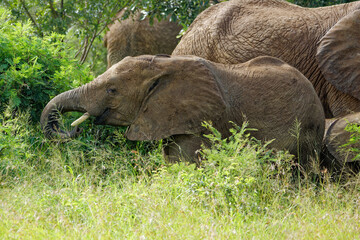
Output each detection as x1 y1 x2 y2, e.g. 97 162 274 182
153 122 295 214
0 8 93 122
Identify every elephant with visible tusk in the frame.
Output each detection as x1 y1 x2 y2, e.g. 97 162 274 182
172 0 360 119
41 55 325 168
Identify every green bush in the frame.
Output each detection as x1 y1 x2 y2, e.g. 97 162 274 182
0 8 93 122
153 122 295 214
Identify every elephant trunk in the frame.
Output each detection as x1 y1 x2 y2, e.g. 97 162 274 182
40 87 87 139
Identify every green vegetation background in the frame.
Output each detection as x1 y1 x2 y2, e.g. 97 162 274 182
0 1 360 238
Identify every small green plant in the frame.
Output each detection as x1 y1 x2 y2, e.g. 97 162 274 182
341 122 360 161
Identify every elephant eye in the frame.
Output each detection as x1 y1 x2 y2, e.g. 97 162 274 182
107 88 117 94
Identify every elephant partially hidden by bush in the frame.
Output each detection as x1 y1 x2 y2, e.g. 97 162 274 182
104 10 182 68
173 0 360 119
41 55 325 168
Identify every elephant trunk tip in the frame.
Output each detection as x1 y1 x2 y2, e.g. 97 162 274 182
40 87 87 139
41 105 83 140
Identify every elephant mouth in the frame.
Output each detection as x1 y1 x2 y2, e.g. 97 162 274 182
94 108 111 125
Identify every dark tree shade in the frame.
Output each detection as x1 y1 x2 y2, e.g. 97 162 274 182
288 0 357 7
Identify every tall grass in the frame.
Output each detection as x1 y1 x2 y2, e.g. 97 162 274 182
1 110 360 239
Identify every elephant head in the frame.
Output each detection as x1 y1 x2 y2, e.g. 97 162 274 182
104 10 182 69
41 55 226 142
41 55 325 166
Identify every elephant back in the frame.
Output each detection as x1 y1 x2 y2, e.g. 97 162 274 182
207 56 325 168
172 0 360 118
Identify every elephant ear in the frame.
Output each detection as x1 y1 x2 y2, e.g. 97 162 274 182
316 10 360 100
325 113 360 163
126 58 226 141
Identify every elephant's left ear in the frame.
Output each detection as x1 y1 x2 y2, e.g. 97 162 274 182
316 10 360 100
125 59 227 141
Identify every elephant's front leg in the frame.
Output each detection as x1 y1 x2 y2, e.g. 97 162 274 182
163 134 204 166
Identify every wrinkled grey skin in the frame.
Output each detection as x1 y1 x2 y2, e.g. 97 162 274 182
173 0 360 119
104 10 182 68
41 55 325 168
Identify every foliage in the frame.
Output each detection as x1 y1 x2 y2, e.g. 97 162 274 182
1 0 123 64
0 1 359 238
0 8 92 121
341 122 360 161
0 0 213 72
124 0 216 31
154 122 295 214
1 0 357 75
0 109 35 180
0 108 163 187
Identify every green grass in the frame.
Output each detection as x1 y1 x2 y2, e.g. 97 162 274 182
1 110 360 239
1 178 359 239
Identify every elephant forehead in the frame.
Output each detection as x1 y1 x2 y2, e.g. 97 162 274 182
109 61 149 77
113 57 148 70
116 55 200 72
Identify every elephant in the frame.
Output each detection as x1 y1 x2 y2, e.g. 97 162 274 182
40 54 325 168
172 0 360 119
104 10 182 68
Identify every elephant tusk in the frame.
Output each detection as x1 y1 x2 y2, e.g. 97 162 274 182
71 112 90 127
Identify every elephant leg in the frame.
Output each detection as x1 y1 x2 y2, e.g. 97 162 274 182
163 134 204 166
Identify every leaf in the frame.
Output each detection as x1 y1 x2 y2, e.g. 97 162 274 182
11 96 21 107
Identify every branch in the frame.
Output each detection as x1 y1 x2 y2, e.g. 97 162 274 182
2 0 12 8
20 0 43 37
48 0 59 18
60 0 64 18
75 37 88 58
76 0 126 63
79 21 110 64
80 32 97 64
